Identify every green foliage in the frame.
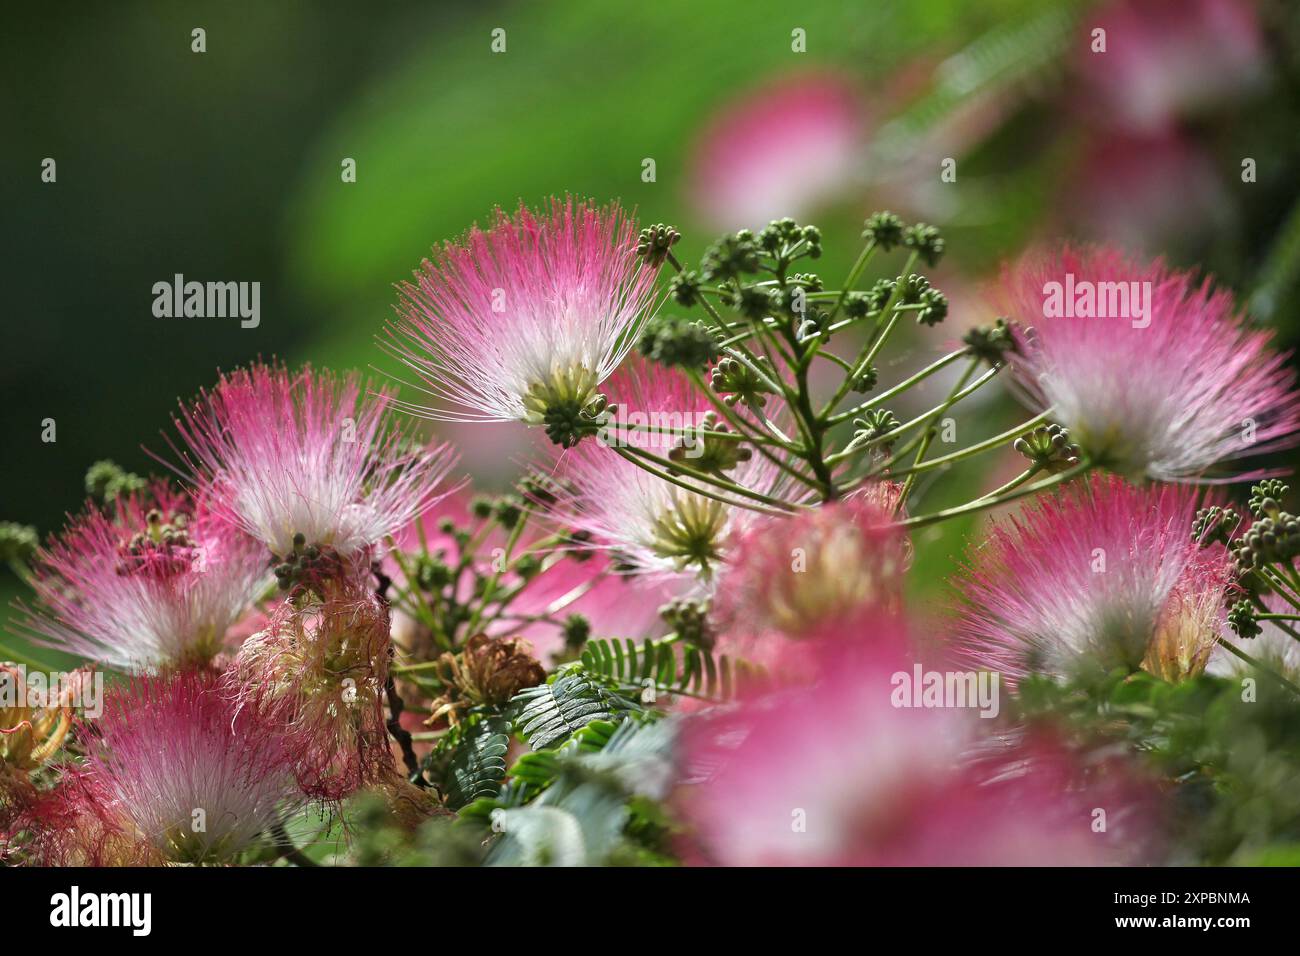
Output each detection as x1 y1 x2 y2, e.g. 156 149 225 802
1015 669 1300 865
440 715 511 811
460 716 680 866
579 636 753 702
509 670 641 750
347 793 489 867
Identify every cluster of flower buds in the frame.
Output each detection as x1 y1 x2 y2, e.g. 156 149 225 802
272 532 348 595
1014 423 1082 473
667 412 753 476
963 318 1018 367
1232 480 1300 572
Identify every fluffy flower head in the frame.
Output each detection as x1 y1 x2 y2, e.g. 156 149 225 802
1002 246 1300 480
688 71 865 230
677 615 1153 865
17 483 266 671
952 475 1232 685
171 362 456 558
34 671 301 865
384 198 658 443
546 360 785 584
713 482 908 642
226 578 394 801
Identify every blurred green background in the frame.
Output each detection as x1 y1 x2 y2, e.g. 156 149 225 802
5 0 1300 660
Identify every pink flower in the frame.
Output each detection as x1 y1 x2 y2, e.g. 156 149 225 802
951 475 1232 686
688 71 865 230
712 483 909 665
16 483 266 671
677 618 1154 865
170 362 456 559
545 359 787 585
1001 246 1300 480
225 577 394 801
29 670 301 865
1079 0 1266 134
383 198 658 442
1067 131 1230 252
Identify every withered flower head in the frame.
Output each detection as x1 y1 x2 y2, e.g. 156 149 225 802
0 663 94 774
428 634 545 726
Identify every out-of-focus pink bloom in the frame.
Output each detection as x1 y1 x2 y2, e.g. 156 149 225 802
677 618 1155 865
547 359 786 586
383 198 657 434
27 670 301 865
171 362 456 558
712 483 909 669
1067 132 1230 252
1080 0 1266 133
688 71 866 230
17 483 267 671
226 578 393 802
952 475 1232 685
1001 246 1300 480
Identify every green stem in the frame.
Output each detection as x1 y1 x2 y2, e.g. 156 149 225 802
825 238 879 324
611 445 796 516
827 349 970 426
1217 636 1300 695
899 460 1090 530
821 251 918 418
826 364 1000 466
894 358 980 509
863 409 1053 480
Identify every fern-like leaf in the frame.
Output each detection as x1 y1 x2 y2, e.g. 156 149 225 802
510 671 639 750
442 716 510 810
580 637 754 701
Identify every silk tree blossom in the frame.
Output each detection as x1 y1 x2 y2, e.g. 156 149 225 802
16 483 267 671
712 483 909 673
383 198 658 446
27 671 302 866
545 360 787 585
687 71 866 230
1001 246 1300 481
171 362 456 559
1079 0 1266 134
952 475 1233 686
677 618 1154 866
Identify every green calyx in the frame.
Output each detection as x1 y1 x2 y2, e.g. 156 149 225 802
1226 600 1261 640
647 493 727 574
862 211 905 250
636 223 680 268
963 318 1017 366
